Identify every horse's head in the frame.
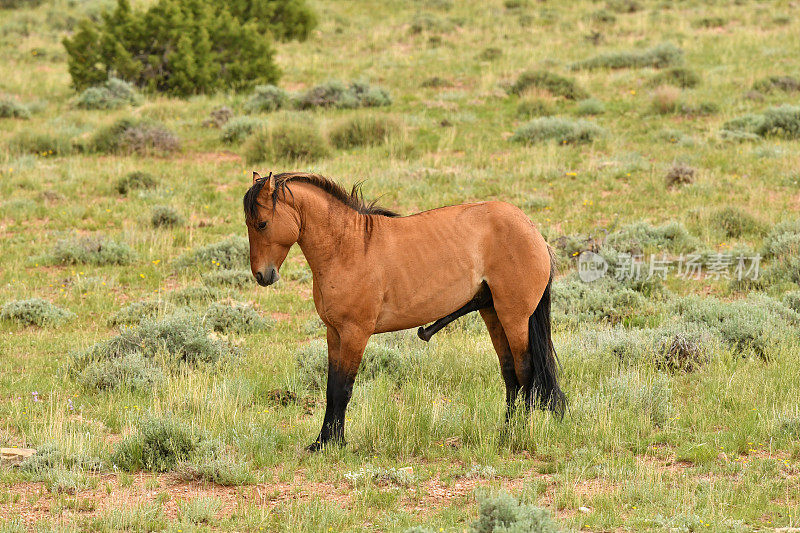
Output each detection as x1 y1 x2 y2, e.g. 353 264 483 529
243 171 301 287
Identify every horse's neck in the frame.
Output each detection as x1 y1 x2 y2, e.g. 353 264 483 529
293 185 364 273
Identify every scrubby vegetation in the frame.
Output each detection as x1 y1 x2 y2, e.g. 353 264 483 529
243 121 329 163
508 70 588 100
151 205 183 228
3 0 800 531
0 298 73 327
570 42 682 70
329 114 401 148
73 78 140 110
510 117 605 145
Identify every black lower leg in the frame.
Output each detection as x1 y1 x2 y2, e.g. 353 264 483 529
308 367 354 451
418 282 494 341
501 361 521 423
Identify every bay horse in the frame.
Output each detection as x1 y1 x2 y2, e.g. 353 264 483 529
243 171 565 451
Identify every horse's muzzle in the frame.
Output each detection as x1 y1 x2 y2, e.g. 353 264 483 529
255 267 279 287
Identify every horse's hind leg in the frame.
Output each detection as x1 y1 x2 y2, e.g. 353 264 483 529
480 307 521 422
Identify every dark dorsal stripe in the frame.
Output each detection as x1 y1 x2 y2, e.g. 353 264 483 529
243 172 399 221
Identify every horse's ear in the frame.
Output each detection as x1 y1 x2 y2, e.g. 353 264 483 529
252 171 262 183
267 172 275 191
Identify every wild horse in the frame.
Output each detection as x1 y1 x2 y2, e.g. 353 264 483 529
243 172 566 451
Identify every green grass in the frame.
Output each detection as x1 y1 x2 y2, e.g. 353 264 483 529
1 0 800 531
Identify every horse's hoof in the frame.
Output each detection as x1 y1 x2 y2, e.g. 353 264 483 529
417 327 430 342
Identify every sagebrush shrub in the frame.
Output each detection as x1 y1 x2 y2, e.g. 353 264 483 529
244 84 290 113
90 118 180 155
0 98 31 119
178 496 222 524
783 291 800 313
329 114 400 149
112 416 200 472
296 339 407 389
707 207 764 237
653 323 716 373
73 78 140 110
49 235 135 265
510 117 604 145
70 312 238 375
201 269 253 288
0 298 73 327
469 492 559 533
296 80 391 109
168 286 222 305
761 218 800 258
78 352 165 391
571 42 682 70
151 205 183 228
508 70 588 100
244 122 329 163
175 236 249 269
62 0 313 95
108 300 161 327
723 106 800 140
553 276 645 325
575 97 604 116
648 67 700 88
202 302 272 333
606 220 697 254
752 75 800 93
220 116 266 144
115 170 158 195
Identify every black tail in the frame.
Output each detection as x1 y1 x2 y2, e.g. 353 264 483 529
527 251 567 418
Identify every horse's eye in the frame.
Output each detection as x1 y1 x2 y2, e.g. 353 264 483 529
257 221 267 231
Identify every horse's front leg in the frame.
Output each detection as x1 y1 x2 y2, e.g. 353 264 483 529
307 325 369 451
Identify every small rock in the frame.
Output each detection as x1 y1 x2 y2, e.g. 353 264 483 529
1 447 37 458
397 466 413 476
578 506 592 514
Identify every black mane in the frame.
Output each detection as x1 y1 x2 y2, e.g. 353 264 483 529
243 172 399 221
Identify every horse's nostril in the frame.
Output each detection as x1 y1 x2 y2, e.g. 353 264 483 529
255 272 264 283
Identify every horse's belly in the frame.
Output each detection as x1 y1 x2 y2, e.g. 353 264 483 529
373 273 481 333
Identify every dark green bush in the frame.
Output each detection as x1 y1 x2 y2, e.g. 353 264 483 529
653 323 716 373
571 42 682 70
508 70 588 100
752 75 800 93
176 236 249 269
112 416 199 472
243 122 329 163
0 0 44 7
692 16 726 28
296 80 391 109
74 78 141 110
49 235 135 265
329 114 400 149
469 492 559 533
606 0 640 12
648 67 701 88
90 118 180 155
202 269 254 287
477 47 502 61
115 171 158 195
202 302 272 333
244 84 290 113
220 116 266 144
62 0 313 95
588 9 616 23
0 98 31 119
151 205 183 228
0 298 74 327
510 117 604 145
707 207 764 238
202 106 234 128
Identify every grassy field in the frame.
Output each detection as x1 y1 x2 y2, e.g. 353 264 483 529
1 0 800 531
